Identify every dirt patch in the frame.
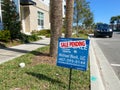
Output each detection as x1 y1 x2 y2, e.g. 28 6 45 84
32 53 56 66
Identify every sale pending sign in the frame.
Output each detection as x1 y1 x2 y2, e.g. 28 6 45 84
57 38 90 71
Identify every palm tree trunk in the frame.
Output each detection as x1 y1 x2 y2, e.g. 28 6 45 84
65 0 74 38
50 0 62 57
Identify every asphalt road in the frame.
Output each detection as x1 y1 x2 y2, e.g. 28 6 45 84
94 32 120 79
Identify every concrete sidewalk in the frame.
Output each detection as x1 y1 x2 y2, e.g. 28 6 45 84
0 38 50 64
90 37 120 90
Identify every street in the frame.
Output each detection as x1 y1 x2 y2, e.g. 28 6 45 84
94 32 120 79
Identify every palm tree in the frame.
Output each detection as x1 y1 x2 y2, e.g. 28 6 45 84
110 16 116 30
49 0 62 57
110 15 120 31
65 0 74 38
116 16 120 30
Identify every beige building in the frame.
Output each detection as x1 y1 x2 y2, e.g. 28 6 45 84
0 0 66 34
20 0 50 34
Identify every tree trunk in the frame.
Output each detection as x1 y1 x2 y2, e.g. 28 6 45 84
65 0 74 38
50 0 62 57
76 19 79 36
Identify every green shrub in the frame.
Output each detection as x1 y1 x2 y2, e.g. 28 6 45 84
31 30 39 35
18 33 28 43
38 29 50 35
62 27 65 33
28 34 40 42
79 30 85 34
78 29 94 35
32 29 50 36
45 34 51 38
0 30 11 42
19 33 40 43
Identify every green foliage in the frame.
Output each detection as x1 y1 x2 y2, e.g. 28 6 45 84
38 29 50 35
28 34 40 42
32 29 50 36
72 29 93 39
45 34 51 37
110 15 120 30
82 10 94 28
2 0 21 39
19 33 40 43
61 27 65 33
0 30 10 42
74 0 94 29
79 29 93 34
0 32 40 47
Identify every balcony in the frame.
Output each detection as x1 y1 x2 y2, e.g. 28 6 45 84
20 0 36 6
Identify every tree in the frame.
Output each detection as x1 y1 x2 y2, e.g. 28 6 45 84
73 0 93 32
2 0 21 39
82 9 94 29
50 0 62 57
65 0 74 38
110 15 120 30
116 16 120 30
110 16 116 30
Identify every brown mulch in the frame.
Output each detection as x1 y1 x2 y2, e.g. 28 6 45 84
32 52 56 66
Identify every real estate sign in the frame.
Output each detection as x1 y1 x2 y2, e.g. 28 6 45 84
57 38 90 71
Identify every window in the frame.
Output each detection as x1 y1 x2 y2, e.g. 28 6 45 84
38 11 44 28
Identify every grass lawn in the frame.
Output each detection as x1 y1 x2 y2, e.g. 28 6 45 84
0 45 90 90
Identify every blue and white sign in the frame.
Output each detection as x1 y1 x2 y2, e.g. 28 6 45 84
57 38 90 71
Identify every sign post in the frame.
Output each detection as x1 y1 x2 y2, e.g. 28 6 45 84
57 38 90 90
68 68 72 90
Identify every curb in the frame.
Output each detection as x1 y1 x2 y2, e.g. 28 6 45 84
90 37 105 90
90 37 120 90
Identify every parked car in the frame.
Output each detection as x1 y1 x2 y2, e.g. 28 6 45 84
94 24 113 38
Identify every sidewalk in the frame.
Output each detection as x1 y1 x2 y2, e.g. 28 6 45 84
0 38 50 64
90 37 120 90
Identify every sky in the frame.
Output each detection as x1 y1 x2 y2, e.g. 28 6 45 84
87 0 120 24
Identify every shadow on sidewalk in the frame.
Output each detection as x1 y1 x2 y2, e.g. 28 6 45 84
0 40 51 64
0 42 49 54
3 48 29 53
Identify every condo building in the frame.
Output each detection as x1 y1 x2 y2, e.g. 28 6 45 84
0 0 66 34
